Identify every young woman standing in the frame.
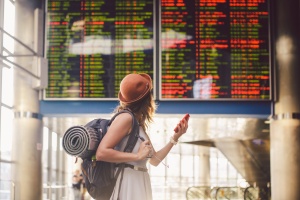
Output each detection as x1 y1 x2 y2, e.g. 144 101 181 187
96 73 189 200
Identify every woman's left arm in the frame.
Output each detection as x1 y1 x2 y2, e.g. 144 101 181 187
149 118 189 166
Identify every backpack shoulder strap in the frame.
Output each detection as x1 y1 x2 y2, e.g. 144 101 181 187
123 110 139 153
109 110 140 198
109 109 139 153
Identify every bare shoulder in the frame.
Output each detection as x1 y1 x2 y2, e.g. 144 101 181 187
111 112 133 127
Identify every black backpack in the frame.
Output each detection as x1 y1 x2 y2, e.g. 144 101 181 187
62 110 139 200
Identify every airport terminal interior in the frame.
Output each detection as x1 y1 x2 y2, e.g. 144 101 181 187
1 0 300 200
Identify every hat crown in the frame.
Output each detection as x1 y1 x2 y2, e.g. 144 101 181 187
118 73 152 104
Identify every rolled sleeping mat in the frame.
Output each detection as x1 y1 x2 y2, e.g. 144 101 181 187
62 125 100 159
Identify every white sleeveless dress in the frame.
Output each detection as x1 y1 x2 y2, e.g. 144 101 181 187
110 127 152 200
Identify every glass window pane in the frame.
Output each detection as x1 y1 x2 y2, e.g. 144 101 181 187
181 155 193 177
1 67 14 107
1 106 13 160
194 155 200 184
43 168 48 186
151 177 167 200
149 162 166 176
52 169 57 184
2 35 15 53
3 0 15 52
210 157 218 178
0 163 12 199
167 154 180 176
59 137 63 170
181 143 194 155
1 51 14 68
218 157 228 179
228 161 238 178
0 162 11 180
43 127 49 167
52 132 57 170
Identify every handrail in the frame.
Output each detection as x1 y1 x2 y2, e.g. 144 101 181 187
244 186 270 200
186 186 212 200
0 55 40 79
186 185 266 200
0 27 42 80
215 187 241 200
43 184 71 200
0 27 37 56
244 186 257 200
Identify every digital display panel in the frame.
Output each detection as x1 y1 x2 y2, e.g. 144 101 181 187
45 0 154 99
160 0 271 100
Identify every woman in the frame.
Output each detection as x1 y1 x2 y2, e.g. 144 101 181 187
96 73 189 200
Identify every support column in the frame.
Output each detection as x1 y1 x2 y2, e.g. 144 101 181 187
271 0 300 199
12 0 43 200
198 146 210 186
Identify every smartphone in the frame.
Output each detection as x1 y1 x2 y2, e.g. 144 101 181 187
174 113 190 132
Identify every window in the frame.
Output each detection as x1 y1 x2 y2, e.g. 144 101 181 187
0 106 13 161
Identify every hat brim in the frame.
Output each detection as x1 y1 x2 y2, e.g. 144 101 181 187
118 73 152 104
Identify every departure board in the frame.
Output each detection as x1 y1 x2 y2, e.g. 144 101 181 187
45 0 154 99
160 0 271 100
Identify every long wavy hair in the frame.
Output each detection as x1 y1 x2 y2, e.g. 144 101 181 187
115 92 157 131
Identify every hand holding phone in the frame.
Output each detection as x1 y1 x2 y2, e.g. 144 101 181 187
174 113 190 132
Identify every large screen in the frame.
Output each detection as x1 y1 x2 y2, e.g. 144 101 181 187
160 0 271 100
45 0 154 99
45 0 271 101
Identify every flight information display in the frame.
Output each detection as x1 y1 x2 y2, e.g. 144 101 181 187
45 0 154 99
160 0 271 100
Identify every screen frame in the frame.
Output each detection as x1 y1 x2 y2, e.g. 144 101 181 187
43 0 273 102
158 0 273 101
43 0 157 101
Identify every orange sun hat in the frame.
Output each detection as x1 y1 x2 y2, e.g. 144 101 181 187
118 73 152 104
